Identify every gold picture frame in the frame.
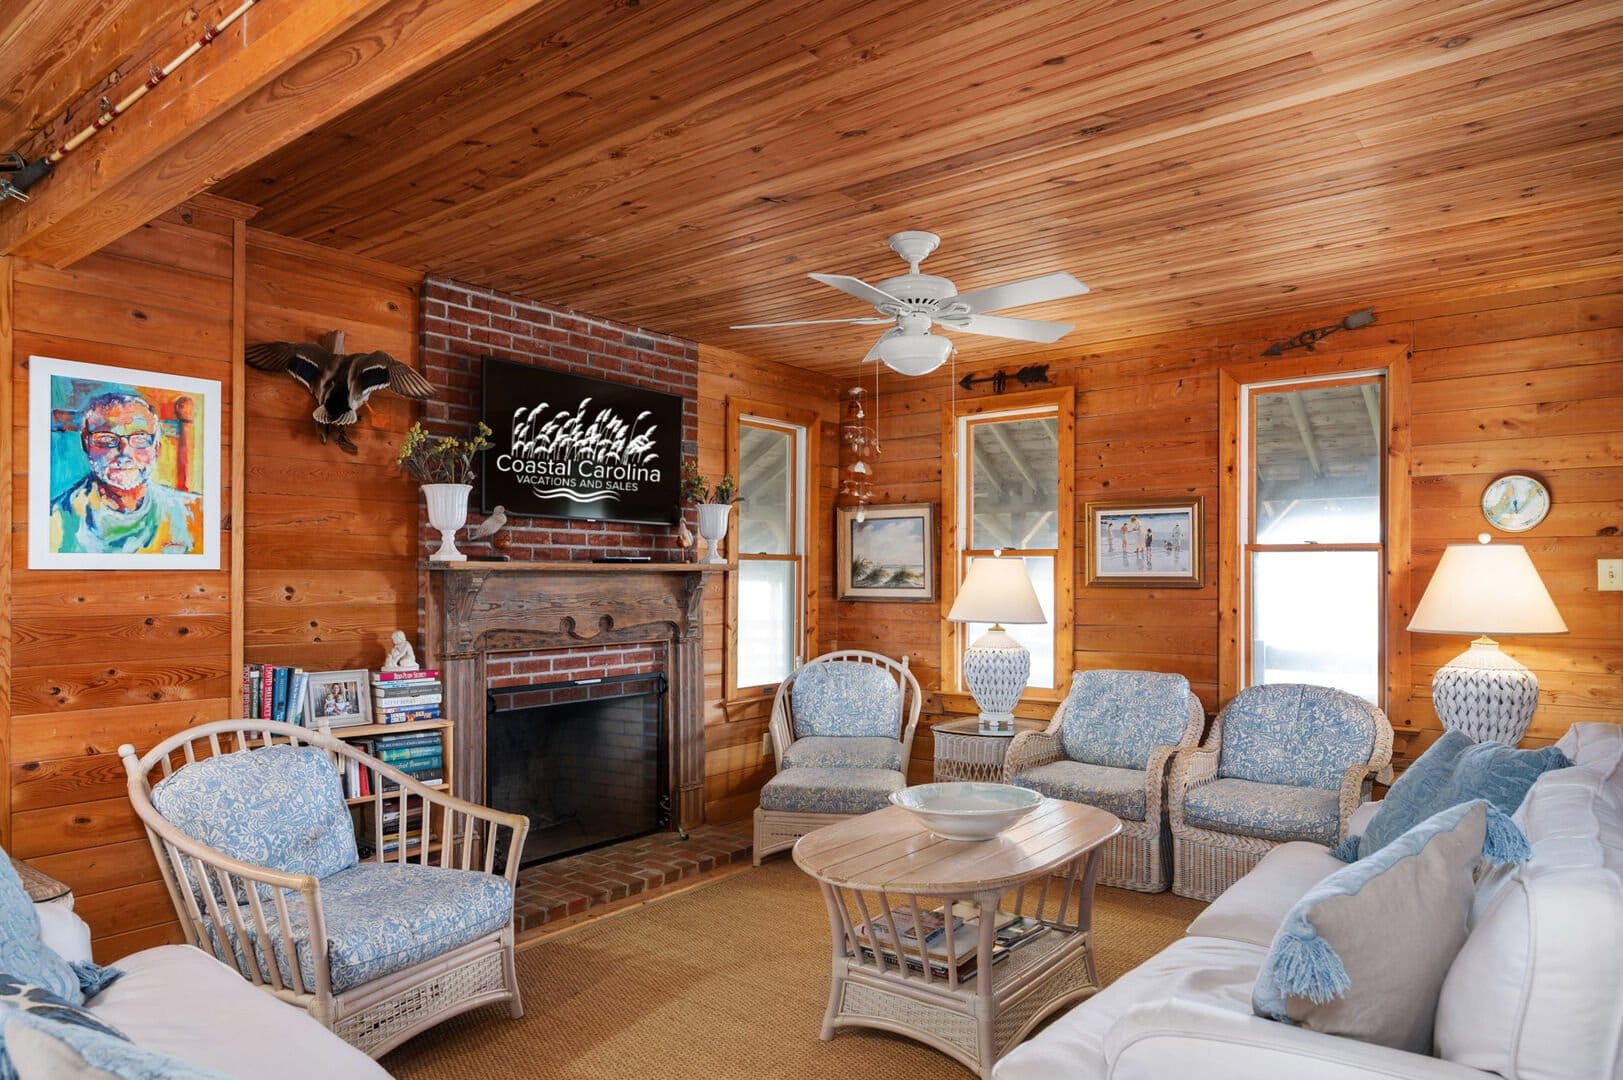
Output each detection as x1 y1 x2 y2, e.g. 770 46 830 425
1084 497 1204 588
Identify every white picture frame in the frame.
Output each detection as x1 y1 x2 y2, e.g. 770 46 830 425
28 356 222 570
304 669 373 729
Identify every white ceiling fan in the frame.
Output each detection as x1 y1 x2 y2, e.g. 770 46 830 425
731 231 1089 375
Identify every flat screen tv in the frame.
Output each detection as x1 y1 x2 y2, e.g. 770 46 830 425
479 355 682 524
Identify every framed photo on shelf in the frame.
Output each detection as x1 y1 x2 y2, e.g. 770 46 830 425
837 503 937 602
1084 497 1204 588
304 669 373 729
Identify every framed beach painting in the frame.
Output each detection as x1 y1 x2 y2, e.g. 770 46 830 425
28 356 221 570
837 503 937 602
1085 497 1205 588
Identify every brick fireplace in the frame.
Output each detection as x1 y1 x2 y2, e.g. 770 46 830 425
422 562 717 832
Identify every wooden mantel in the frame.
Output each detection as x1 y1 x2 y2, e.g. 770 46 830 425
421 561 724 832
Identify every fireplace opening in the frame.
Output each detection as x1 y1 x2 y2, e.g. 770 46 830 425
487 673 669 866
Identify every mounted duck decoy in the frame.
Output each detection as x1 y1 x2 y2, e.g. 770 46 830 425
244 331 436 454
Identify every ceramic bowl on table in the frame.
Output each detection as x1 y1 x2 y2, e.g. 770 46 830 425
889 782 1044 841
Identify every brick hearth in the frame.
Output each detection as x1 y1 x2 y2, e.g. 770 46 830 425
513 822 753 936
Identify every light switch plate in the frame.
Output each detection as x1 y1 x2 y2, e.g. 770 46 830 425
1600 559 1623 591
761 731 773 755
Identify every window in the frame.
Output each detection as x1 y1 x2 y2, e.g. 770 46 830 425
945 389 1074 697
1219 347 1410 710
728 401 812 693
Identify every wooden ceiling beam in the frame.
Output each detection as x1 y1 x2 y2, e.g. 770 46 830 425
0 0 201 152
0 0 565 267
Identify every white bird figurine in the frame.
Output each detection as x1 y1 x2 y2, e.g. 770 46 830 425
677 518 695 551
467 505 508 542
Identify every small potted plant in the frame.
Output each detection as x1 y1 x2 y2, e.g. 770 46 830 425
681 460 737 565
398 421 493 562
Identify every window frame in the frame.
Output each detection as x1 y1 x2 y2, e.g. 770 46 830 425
725 397 817 700
940 386 1075 708
1218 346 1411 719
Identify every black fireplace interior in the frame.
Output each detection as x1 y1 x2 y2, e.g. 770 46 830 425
487 673 668 866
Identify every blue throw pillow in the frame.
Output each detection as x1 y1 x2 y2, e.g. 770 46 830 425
1335 731 1568 861
3 1008 233 1079
1254 800 1530 1053
0 861 86 1007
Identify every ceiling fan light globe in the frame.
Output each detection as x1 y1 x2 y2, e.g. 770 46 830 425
876 332 953 376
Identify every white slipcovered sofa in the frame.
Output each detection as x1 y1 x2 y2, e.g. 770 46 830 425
995 721 1623 1079
34 904 388 1078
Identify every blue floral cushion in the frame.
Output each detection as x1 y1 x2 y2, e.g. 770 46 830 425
758 768 905 815
1253 800 1530 1053
1217 684 1378 790
0 974 132 1079
1342 731 1568 861
4 1008 232 1078
215 863 512 994
781 736 904 772
0 860 86 1007
791 662 901 739
1014 761 1146 822
151 745 358 899
1183 778 1342 844
1059 669 1194 771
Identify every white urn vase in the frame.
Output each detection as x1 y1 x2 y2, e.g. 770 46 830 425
423 483 472 562
696 503 732 565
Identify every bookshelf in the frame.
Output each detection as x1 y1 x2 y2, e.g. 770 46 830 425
242 663 454 861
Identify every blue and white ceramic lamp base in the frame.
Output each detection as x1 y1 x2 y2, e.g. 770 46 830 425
962 627 1030 733
1432 637 1539 745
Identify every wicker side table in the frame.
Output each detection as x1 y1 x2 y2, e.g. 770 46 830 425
933 717 1045 782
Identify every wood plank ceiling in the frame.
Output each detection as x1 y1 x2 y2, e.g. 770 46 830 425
213 0 1623 375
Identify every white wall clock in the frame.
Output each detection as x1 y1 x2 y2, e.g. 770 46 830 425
1480 474 1550 532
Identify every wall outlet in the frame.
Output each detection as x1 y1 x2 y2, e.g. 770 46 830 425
1600 559 1623 592
761 731 773 755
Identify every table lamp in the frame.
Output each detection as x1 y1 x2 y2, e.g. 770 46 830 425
1407 538 1566 744
946 554 1046 732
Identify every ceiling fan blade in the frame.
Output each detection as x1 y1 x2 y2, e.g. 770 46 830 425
935 313 1074 344
808 273 904 310
946 272 1089 314
730 316 894 330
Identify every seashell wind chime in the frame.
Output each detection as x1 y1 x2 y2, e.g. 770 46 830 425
840 385 879 521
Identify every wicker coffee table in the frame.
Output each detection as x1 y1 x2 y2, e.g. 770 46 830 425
793 799 1120 1078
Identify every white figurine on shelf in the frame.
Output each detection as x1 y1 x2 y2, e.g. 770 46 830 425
382 630 417 672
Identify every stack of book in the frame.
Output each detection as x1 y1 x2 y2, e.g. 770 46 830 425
369 731 446 790
854 907 1049 983
370 669 443 724
240 665 309 726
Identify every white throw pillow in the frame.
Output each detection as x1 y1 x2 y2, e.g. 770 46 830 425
1434 723 1623 1078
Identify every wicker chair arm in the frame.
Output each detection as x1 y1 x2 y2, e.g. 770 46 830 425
767 683 795 772
1002 730 1064 783
1334 706 1397 835
1167 746 1220 827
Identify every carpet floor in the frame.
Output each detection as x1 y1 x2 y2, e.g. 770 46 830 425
382 860 1205 1079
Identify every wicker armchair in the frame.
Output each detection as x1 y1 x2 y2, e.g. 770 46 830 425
1168 684 1393 901
121 720 529 1058
753 650 922 864
1002 669 1204 892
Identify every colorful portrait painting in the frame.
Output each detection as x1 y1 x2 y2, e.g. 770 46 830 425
28 356 221 570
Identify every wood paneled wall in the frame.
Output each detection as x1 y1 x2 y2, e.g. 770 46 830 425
829 266 1623 771
241 232 422 673
0 211 427 957
696 344 840 824
3 201 248 960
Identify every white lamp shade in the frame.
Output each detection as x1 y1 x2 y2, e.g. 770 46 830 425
947 556 1045 625
876 333 952 376
1408 542 1567 636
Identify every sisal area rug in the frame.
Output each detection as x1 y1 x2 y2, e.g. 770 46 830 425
382 859 1205 1079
